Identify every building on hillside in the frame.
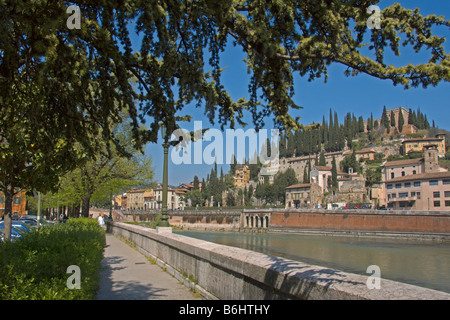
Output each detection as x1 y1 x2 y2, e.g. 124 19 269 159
310 165 363 193
280 151 350 183
309 165 366 205
382 145 447 182
401 134 446 157
178 183 194 191
385 171 450 211
152 187 186 210
366 107 417 135
342 148 376 161
234 166 250 187
285 183 322 209
381 158 425 181
384 144 450 211
0 190 27 218
368 183 386 209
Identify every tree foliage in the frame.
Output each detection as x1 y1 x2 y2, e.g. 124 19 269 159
254 168 298 205
1 0 450 238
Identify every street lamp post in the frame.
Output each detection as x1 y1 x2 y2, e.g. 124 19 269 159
158 124 171 229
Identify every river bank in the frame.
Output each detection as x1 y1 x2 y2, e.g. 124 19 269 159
174 223 450 241
176 229 450 293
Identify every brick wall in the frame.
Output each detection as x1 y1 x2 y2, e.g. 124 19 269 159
270 210 450 233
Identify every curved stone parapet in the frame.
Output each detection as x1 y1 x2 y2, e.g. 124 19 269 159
108 221 450 300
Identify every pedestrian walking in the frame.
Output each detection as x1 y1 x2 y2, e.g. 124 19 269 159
98 212 106 231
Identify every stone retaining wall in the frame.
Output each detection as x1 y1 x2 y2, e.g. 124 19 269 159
108 221 450 300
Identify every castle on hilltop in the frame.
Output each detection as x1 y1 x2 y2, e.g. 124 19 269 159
364 107 417 135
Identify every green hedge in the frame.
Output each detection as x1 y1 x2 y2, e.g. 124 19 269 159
0 218 105 300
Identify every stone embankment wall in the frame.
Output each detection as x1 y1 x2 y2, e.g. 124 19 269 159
113 210 243 231
98 208 450 234
108 222 450 300
269 209 450 234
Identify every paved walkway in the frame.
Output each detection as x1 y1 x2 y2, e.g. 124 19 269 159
96 234 202 300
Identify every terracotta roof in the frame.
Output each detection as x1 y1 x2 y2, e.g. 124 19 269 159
154 187 176 191
315 166 332 171
402 137 443 143
313 166 350 176
181 183 194 188
285 184 311 189
383 158 423 167
127 189 147 193
385 171 450 183
287 155 315 163
343 148 375 155
325 151 344 156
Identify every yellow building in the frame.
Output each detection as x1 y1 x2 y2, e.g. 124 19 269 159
402 134 446 157
234 166 250 187
127 188 153 210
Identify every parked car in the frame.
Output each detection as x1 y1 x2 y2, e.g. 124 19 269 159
19 215 55 227
0 230 21 242
10 221 34 233
0 224 26 241
16 218 38 227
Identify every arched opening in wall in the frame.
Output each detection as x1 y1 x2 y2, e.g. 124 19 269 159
246 216 249 227
265 216 269 228
250 216 254 228
255 216 259 228
260 216 264 228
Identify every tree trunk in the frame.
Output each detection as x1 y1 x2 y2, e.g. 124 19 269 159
3 187 13 242
81 196 90 217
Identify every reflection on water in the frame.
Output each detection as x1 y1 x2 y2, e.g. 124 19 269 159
177 230 450 293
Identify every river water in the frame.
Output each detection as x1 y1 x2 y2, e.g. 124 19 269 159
176 230 450 293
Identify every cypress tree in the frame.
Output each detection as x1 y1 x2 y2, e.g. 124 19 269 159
408 108 414 124
352 113 358 137
193 176 200 190
381 106 390 131
374 120 379 129
367 114 373 131
370 112 374 130
334 111 340 150
303 166 309 183
424 115 430 129
328 109 334 149
331 156 338 190
390 110 396 128
358 116 364 133
398 110 405 133
319 150 326 166
416 108 424 129
321 115 328 144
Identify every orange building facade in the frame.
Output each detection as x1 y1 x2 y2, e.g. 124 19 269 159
0 190 27 218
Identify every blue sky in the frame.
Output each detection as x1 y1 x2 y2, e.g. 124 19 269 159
142 1 450 186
